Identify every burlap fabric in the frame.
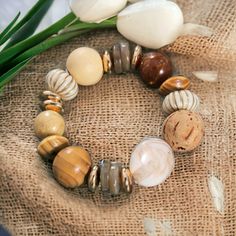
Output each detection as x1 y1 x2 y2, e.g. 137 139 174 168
0 0 236 235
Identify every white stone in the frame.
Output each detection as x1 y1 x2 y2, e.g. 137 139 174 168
117 0 184 49
70 0 127 23
66 47 104 86
130 138 174 187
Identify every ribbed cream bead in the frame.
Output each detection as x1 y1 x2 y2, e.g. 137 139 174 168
162 90 200 115
46 69 78 101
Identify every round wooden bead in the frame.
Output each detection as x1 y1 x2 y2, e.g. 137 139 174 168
162 110 204 152
46 69 78 101
162 90 200 115
88 165 100 192
129 138 174 187
121 167 133 193
139 52 172 88
66 47 104 86
37 135 69 160
34 111 65 139
53 146 92 188
159 75 190 95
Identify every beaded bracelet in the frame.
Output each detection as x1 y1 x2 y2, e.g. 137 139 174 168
34 40 204 196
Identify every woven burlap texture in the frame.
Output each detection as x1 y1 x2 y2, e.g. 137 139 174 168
0 0 236 235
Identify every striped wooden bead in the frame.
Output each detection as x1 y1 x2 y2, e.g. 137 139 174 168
53 146 92 188
162 90 200 115
159 75 190 96
37 135 69 160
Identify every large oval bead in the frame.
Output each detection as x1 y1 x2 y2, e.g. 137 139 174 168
162 90 200 115
53 146 92 188
139 52 172 88
129 138 174 187
46 69 78 101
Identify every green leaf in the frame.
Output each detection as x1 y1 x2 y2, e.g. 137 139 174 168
0 12 76 66
4 0 54 49
0 12 21 42
0 58 32 89
0 0 54 46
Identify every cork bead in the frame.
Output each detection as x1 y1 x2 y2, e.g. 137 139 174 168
66 47 104 86
162 110 204 152
102 50 112 73
40 100 64 114
162 90 200 115
121 167 133 193
129 138 174 187
88 165 100 192
37 135 69 160
46 69 78 101
109 162 122 195
53 146 92 188
99 160 111 192
139 52 173 88
131 45 142 71
40 91 62 103
34 111 65 139
159 76 191 96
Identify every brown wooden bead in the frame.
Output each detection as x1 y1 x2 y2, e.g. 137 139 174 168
162 110 204 152
53 146 92 188
37 135 69 160
159 76 191 96
34 110 65 139
121 167 133 194
139 52 172 88
88 165 100 192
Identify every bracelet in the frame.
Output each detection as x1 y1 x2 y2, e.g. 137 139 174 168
34 40 204 196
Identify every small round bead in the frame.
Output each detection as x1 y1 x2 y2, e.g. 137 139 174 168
46 69 78 101
159 75 191 96
121 167 133 193
34 111 65 139
41 100 64 114
88 165 100 192
129 138 174 187
119 40 131 72
53 146 92 188
40 91 62 103
113 43 123 74
37 135 69 160
102 50 112 73
162 110 204 152
131 45 142 71
66 47 104 86
139 52 172 88
162 90 200 115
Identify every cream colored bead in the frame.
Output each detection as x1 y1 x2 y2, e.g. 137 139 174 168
162 90 200 115
46 69 78 101
66 47 104 86
34 111 65 139
129 138 174 187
